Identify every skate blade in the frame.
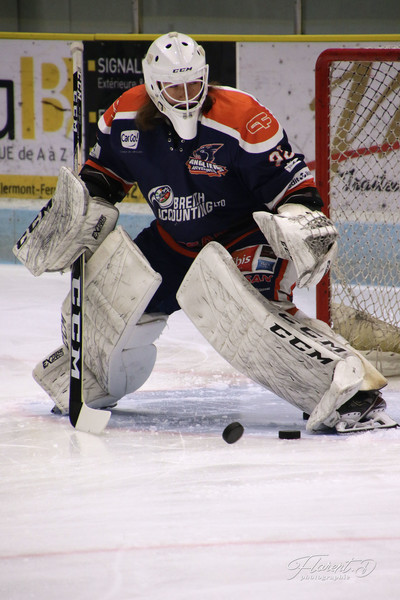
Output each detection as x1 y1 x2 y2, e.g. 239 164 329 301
335 413 398 434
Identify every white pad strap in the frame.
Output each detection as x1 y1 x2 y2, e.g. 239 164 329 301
13 166 119 276
62 226 165 398
176 242 383 431
253 204 338 288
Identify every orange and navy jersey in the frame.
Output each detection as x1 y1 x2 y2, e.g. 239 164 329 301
85 84 317 244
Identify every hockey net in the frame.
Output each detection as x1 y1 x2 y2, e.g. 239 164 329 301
315 48 400 376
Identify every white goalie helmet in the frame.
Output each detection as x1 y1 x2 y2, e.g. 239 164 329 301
142 31 209 140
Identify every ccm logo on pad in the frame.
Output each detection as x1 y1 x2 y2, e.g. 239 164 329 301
121 130 140 149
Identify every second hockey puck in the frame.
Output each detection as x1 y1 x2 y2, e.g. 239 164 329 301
278 430 301 440
222 422 244 444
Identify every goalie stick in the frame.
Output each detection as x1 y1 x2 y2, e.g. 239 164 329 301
69 42 111 434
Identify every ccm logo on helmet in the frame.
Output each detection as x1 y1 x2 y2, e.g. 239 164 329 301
172 67 193 72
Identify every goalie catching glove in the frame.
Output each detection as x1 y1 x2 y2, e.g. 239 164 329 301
13 166 119 276
253 203 338 288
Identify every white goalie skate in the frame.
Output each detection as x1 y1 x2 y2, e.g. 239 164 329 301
335 390 398 434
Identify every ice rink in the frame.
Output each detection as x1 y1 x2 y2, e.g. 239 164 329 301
1 264 400 600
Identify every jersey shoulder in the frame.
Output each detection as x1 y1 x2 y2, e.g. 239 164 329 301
203 86 282 147
101 84 149 127
117 84 149 111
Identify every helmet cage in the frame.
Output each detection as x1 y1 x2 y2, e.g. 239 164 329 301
153 65 209 116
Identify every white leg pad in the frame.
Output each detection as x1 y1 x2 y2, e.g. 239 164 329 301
294 310 387 391
33 318 167 414
176 242 383 431
61 226 164 395
35 227 167 414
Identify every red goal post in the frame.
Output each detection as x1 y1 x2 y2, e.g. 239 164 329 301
315 48 400 376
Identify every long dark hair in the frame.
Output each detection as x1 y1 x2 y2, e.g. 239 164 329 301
136 86 216 131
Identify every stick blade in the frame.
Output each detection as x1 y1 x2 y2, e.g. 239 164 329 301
72 404 111 434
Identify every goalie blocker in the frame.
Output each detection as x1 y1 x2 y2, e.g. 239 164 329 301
13 166 119 276
176 242 396 433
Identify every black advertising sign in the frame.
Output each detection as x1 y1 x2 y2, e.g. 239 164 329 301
83 41 147 158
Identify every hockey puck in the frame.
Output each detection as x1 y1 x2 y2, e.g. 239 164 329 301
222 422 244 444
278 430 301 440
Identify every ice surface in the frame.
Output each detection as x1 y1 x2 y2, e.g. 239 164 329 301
1 264 400 600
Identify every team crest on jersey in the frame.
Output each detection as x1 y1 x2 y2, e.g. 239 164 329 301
186 144 227 177
148 185 174 208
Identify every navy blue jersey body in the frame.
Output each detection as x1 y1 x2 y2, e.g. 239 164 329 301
85 84 317 250
83 84 316 313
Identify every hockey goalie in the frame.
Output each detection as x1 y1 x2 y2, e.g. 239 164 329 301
14 31 397 434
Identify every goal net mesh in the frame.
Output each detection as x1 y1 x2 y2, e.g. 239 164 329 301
316 50 400 375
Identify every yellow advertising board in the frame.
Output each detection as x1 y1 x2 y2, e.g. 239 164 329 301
0 39 73 199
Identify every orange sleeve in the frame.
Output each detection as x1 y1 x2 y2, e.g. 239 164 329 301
205 87 281 145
